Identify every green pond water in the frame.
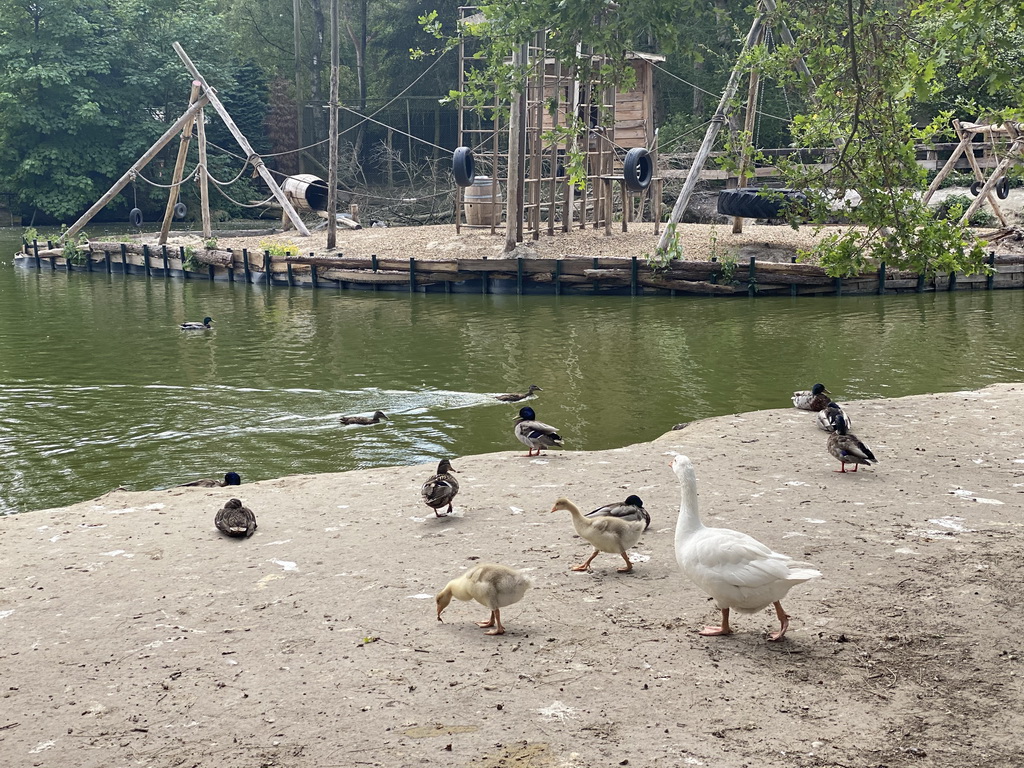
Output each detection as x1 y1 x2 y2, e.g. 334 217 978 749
2 225 1024 514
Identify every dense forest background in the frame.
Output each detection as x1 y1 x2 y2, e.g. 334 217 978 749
0 0 1021 230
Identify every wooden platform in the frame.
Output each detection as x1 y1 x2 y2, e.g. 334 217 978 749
13 239 1023 297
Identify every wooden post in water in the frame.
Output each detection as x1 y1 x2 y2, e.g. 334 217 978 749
409 258 417 292
877 262 886 295
162 245 170 273
242 249 251 283
747 257 757 296
159 81 203 245
142 244 152 277
180 246 189 280
264 251 272 287
987 252 995 290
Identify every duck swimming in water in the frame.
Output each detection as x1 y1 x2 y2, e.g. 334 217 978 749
340 410 388 425
494 385 542 402
180 316 213 330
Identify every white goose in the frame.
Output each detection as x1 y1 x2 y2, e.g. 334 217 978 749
671 455 821 641
435 563 532 635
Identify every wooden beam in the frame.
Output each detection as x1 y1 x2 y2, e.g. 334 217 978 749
158 81 202 245
61 95 210 241
196 107 212 238
657 15 764 253
172 41 310 237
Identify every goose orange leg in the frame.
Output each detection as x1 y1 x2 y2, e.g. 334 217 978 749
699 607 733 637
768 601 790 641
571 549 601 572
477 609 505 635
617 551 634 573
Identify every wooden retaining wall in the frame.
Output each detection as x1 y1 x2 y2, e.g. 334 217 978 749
13 240 1024 297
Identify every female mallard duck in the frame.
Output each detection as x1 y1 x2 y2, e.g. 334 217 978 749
180 316 212 330
551 497 647 573
436 563 532 635
816 401 852 433
584 494 651 531
513 406 563 456
792 382 831 412
494 385 542 402
826 413 877 472
671 455 821 640
179 471 241 488
421 459 459 516
215 498 257 538
340 410 388 425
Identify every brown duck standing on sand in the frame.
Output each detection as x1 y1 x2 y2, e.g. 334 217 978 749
340 410 388 425
436 563 532 635
827 413 877 473
421 459 459 516
215 498 257 538
494 385 542 402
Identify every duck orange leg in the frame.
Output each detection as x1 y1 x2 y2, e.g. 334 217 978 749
699 607 733 637
571 549 601 572
769 601 790 641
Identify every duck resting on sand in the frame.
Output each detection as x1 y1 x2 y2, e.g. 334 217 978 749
494 385 542 402
826 413 877 472
792 382 831 412
180 316 212 330
214 498 257 538
816 401 852 433
670 455 821 641
435 563 532 635
421 459 459 516
178 471 241 488
584 494 651 530
340 410 388 425
551 497 647 573
513 406 563 456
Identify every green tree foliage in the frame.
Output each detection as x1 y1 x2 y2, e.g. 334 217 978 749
752 0 988 277
0 0 237 222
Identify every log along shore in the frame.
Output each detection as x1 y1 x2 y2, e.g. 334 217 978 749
15 221 1024 296
1 384 1022 767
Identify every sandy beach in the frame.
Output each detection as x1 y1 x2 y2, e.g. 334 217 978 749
1 384 1022 767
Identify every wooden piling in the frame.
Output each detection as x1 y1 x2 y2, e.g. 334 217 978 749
180 246 189 280
242 249 251 283
987 252 995 290
120 243 128 275
142 244 152 277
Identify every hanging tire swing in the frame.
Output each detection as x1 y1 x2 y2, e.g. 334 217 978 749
129 208 144 227
969 180 984 197
996 176 1011 200
622 147 653 192
173 202 187 219
452 147 475 188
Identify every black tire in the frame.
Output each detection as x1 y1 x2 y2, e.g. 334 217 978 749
173 202 187 219
970 180 983 197
623 147 653 191
996 177 1010 200
452 147 475 188
716 188 806 219
129 208 143 227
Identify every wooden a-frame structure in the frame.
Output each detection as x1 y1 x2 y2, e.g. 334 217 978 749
61 43 310 243
921 119 1023 227
657 0 813 252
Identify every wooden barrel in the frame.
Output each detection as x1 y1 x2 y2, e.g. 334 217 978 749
464 177 503 226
